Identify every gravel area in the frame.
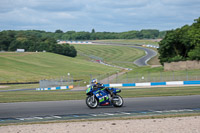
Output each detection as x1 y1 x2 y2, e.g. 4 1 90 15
1 116 200 133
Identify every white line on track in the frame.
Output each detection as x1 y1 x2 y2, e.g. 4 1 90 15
53 116 62 119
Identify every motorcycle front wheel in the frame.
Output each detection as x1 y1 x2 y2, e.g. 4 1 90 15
86 96 98 109
112 95 124 107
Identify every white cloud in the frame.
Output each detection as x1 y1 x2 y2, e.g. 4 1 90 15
0 0 200 31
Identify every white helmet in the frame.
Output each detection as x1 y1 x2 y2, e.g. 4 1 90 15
91 79 97 84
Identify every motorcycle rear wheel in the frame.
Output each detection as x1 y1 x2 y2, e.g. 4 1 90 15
86 96 98 109
112 95 123 107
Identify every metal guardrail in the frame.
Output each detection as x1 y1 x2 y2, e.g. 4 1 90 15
39 70 200 88
39 77 73 88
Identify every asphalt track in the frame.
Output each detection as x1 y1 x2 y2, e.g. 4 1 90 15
131 46 157 66
1 95 200 119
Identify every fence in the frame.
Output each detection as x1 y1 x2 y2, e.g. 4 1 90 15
88 70 200 85
39 76 73 88
39 73 111 88
109 71 200 84
39 70 200 88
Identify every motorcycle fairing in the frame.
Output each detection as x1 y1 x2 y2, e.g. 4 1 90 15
93 89 110 105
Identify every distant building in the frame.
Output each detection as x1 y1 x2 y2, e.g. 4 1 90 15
57 41 67 44
16 49 25 52
57 40 92 44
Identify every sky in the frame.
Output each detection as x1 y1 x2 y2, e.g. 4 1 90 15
0 0 200 32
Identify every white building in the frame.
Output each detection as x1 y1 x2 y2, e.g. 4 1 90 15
16 49 25 52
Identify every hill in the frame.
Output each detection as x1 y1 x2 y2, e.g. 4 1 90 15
72 44 145 69
0 52 120 83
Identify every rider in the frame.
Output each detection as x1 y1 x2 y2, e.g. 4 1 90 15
90 79 104 90
90 79 113 96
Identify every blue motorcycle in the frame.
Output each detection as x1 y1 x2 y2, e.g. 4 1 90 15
86 85 124 109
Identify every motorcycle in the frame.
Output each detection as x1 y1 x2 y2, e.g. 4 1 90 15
86 85 124 109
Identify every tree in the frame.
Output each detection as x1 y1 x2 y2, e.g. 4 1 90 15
158 17 200 65
55 29 64 33
0 30 77 58
188 17 200 60
91 28 95 33
0 31 16 51
140 29 159 39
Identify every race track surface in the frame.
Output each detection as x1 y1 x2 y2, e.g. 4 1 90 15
131 46 157 66
1 95 200 119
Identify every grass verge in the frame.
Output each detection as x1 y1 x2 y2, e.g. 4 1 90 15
0 86 200 103
120 86 200 98
0 84 39 90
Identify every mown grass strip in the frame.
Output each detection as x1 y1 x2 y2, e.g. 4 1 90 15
120 86 200 98
0 52 120 83
0 84 39 91
0 86 200 103
72 44 145 69
94 39 159 46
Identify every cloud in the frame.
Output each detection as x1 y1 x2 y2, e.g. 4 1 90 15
0 0 200 32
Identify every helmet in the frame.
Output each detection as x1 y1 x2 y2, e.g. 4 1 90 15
91 79 97 84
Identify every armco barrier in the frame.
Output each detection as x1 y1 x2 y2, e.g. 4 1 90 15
103 80 200 88
37 80 200 91
184 81 200 85
36 85 73 91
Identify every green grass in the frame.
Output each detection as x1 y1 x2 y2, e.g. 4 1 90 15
0 90 85 103
0 84 39 90
94 39 160 46
120 86 200 98
0 41 156 84
117 66 200 83
92 39 161 66
72 44 145 69
0 86 200 103
0 52 120 83
147 53 160 65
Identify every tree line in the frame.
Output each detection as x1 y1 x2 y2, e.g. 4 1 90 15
0 30 77 57
55 29 166 40
158 17 200 65
0 29 166 42
0 29 166 57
